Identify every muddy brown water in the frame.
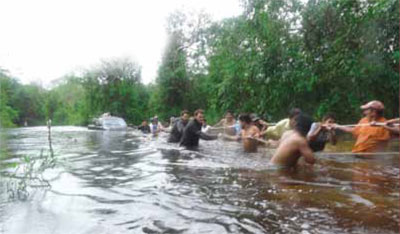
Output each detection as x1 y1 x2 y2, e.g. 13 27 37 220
0 126 398 234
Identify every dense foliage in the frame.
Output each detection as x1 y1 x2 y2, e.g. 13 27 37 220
0 0 398 128
0 57 149 127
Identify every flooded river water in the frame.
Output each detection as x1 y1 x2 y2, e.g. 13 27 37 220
0 126 399 233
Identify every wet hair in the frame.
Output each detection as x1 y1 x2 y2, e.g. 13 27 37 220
194 109 204 116
322 113 336 122
289 108 302 119
238 113 252 124
293 114 313 137
181 110 190 116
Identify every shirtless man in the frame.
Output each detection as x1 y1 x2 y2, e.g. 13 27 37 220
223 113 260 152
251 114 268 132
269 114 315 168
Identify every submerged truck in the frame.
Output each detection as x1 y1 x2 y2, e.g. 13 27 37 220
88 114 127 130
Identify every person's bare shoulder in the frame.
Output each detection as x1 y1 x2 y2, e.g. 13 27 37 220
290 131 306 144
281 130 294 140
298 135 309 146
251 125 260 133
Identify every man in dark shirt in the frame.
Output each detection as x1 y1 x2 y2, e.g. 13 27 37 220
180 109 218 148
138 120 151 133
168 110 190 143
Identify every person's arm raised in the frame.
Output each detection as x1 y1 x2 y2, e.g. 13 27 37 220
250 126 261 138
213 119 225 127
198 131 218 141
381 122 400 135
307 123 322 142
332 124 354 134
221 133 240 141
386 118 400 125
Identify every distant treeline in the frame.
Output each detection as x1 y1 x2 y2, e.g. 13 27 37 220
0 0 398 128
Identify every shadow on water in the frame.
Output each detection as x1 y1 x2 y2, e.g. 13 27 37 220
0 127 399 234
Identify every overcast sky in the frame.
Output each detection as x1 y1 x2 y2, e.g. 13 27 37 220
0 0 242 85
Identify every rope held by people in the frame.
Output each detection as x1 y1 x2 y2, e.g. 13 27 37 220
317 151 399 156
210 122 399 130
209 125 236 130
337 123 400 127
210 123 278 130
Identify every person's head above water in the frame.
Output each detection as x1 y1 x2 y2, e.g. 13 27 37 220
194 109 204 123
289 108 302 119
360 100 384 119
225 110 234 121
289 108 302 128
322 113 336 124
239 113 252 128
293 113 313 137
181 110 190 123
152 116 158 124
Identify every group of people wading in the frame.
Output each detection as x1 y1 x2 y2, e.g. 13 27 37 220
137 100 399 169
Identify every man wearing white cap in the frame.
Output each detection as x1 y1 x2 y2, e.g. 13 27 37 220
334 100 391 153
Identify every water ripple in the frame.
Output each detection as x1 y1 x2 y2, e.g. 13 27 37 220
0 127 398 234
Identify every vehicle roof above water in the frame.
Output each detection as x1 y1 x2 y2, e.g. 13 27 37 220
100 116 125 121
94 116 127 127
101 116 126 122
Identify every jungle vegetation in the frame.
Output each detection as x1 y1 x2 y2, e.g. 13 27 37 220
0 0 398 127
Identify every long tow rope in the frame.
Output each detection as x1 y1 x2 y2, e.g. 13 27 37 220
210 123 278 130
212 121 399 151
210 122 399 130
316 152 399 156
337 123 400 127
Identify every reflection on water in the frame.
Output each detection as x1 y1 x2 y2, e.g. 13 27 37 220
0 127 398 233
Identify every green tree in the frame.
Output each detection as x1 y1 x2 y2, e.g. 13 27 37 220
302 0 399 121
152 11 194 120
81 57 148 125
9 83 46 126
0 70 18 127
46 76 86 125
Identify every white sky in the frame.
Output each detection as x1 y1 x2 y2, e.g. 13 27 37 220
0 0 242 85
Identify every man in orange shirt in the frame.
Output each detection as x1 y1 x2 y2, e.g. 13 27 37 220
334 100 391 153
